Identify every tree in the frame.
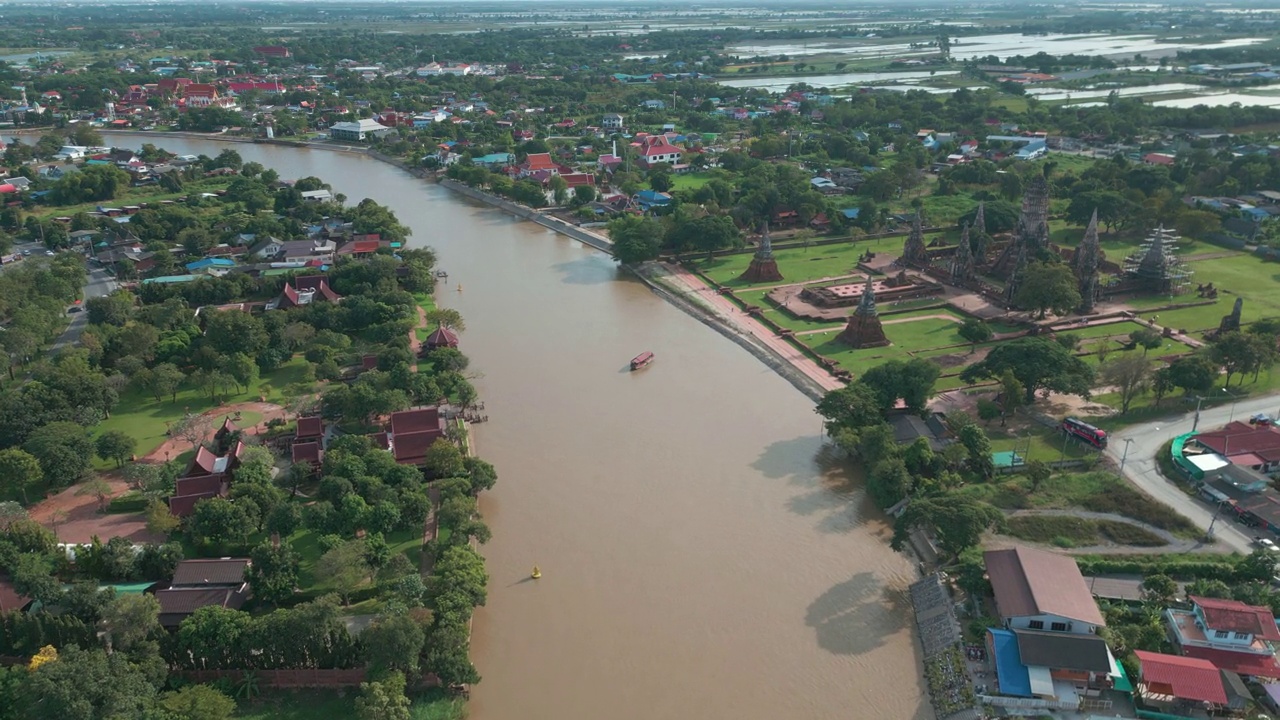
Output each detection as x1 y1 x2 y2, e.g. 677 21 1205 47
1100 356 1153 413
998 370 1024 426
23 421 94 488
1164 354 1218 396
102 593 161 655
1140 574 1179 606
0 448 43 503
355 671 410 720
607 214 664 264
958 425 995 479
171 413 211 449
867 457 913 509
362 613 425 674
976 399 1001 425
858 359 940 414
960 337 1095 403
188 498 254 549
246 542 299 607
316 540 369 605
159 685 235 720
1209 331 1275 386
1130 328 1163 355
572 184 596 205
1013 262 1081 318
225 353 259 394
75 476 113 513
19 645 156 720
815 382 884 436
94 430 136 468
892 497 1002 557
422 439 465 480
958 318 992 352
1025 460 1051 492
144 499 181 536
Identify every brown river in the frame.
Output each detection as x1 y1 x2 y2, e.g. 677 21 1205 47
107 136 930 720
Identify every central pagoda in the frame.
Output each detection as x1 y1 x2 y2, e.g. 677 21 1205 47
836 277 890 348
739 223 783 283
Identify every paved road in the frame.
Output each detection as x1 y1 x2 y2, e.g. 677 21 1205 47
1106 393 1280 555
51 263 118 352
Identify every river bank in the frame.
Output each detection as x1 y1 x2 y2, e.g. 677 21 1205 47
87 132 929 720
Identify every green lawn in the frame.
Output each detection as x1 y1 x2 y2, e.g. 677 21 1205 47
32 177 235 220
291 526 422 600
95 356 312 458
235 689 464 720
669 171 717 191
696 233 936 288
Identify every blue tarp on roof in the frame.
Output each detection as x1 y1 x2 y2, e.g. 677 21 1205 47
989 628 1033 697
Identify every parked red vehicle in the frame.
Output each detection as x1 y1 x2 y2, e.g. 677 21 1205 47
1061 417 1107 448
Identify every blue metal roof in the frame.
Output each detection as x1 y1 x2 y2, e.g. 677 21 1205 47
990 628 1033 697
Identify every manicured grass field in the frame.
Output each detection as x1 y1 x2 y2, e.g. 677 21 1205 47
95 356 312 457
696 233 941 288
669 171 717 191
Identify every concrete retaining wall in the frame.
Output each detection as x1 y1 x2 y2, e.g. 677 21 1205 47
438 179 614 254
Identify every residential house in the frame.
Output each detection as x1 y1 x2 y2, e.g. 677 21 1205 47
299 189 333 202
269 275 342 310
168 436 245 517
982 546 1116 699
185 257 236 276
336 236 389 258
1165 596 1280 679
276 238 336 264
641 99 666 110
1133 650 1246 713
638 139 683 168
249 236 287 259
602 113 625 130
157 559 251 629
887 411 951 451
1144 152 1177 166
1015 140 1048 161
253 46 291 58
328 119 392 142
632 190 672 211
381 407 447 466
0 578 31 613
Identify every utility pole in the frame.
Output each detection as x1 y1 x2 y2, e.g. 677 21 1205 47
1206 501 1224 541
1119 437 1135 474
1192 395 1205 432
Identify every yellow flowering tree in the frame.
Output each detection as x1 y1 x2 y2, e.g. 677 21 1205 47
28 645 57 671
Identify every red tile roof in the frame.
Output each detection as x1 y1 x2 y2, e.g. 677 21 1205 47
642 143 682 157
296 416 324 440
1196 422 1280 462
1192 596 1280 641
157 587 245 624
425 325 459 349
984 546 1105 627
294 275 341 301
168 491 220 517
1181 646 1280 678
189 446 220 476
392 430 440 465
361 354 379 371
291 441 323 466
522 153 555 170
390 407 442 435
175 475 226 498
1135 651 1228 704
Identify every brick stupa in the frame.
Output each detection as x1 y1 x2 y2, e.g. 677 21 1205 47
739 224 783 283
836 277 890 348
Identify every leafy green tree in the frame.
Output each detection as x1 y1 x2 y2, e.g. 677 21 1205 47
423 621 480 687
958 318 992 352
22 421 94 488
1209 331 1275 386
145 499 181 536
94 430 136 468
958 425 995 479
362 613 425 674
102 593 161 655
892 497 1002 557
246 542 299 607
858 359 940 414
960 337 1095 403
1140 574 1179 606
355 671 410 720
316 540 369 606
816 382 885 435
1163 354 1218 396
188 498 254 549
867 457 913 509
1100 356 1153 413
976 399 1001 425
422 439 465 480
1013 262 1081 318
159 684 235 720
18 645 156 720
1130 328 1163 355
0 448 44 503
1025 460 1051 492
607 214 664 264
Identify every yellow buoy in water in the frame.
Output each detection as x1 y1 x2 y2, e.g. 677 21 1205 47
531 566 542 579
457 284 463 292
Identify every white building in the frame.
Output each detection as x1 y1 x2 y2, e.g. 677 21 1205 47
602 113 625 130
328 118 392 142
